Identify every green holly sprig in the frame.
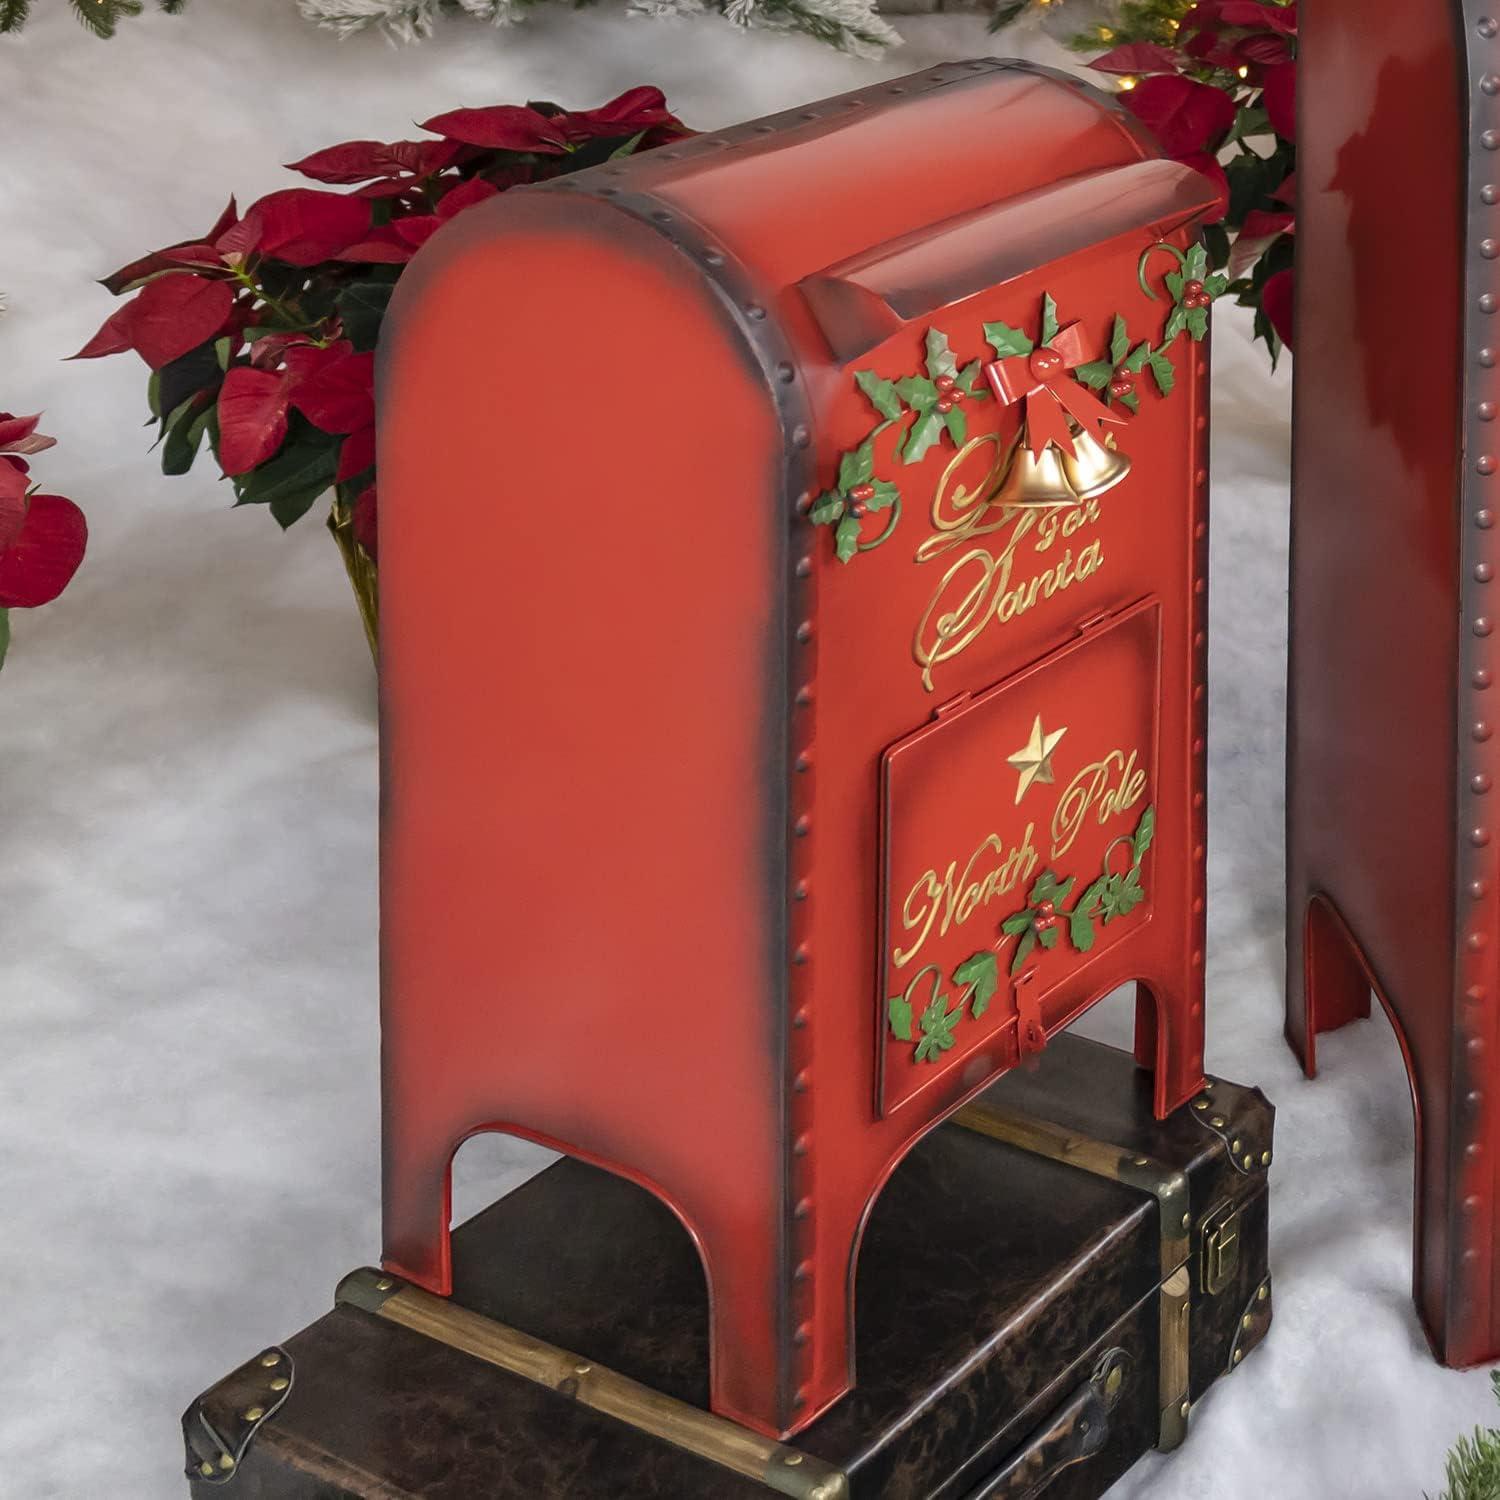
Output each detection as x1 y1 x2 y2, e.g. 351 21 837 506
1072 315 1174 413
1141 242 1229 345
853 328 988 469
999 805 1157 974
807 429 901 563
887 949 1000 1064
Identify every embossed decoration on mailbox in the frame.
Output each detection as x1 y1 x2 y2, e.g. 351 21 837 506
376 60 1220 1440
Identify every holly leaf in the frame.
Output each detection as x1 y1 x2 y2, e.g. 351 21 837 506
902 410 944 465
867 478 899 512
943 406 967 446
1125 342 1153 373
1070 879 1107 952
924 328 958 382
1205 272 1230 299
838 437 875 492
1110 315 1130 366
888 994 913 1042
855 369 904 422
1163 305 1190 344
1074 359 1113 391
1146 351 1176 397
1186 306 1210 342
1097 873 1126 920
1132 805 1156 863
1000 910 1034 937
953 951 999 1018
1111 870 1146 919
808 492 845 526
1119 392 1141 414
955 359 987 397
1038 925 1060 950
895 375 938 412
834 513 862 564
1029 870 1075 907
1183 243 1209 282
984 320 1034 359
1010 928 1038 976
1040 292 1060 348
1165 271 1186 301
914 991 962 1063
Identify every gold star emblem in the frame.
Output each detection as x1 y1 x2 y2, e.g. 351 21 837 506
1007 715 1067 804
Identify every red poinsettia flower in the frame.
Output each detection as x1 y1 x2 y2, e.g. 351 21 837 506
0 414 87 613
1261 267 1295 348
351 483 377 561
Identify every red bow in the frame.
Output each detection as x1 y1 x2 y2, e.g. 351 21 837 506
984 321 1125 458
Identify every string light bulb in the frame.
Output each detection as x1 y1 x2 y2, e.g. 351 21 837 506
1118 75 1139 90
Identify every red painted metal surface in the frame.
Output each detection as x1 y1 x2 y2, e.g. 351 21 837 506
1287 0 1500 1368
377 61 1216 1438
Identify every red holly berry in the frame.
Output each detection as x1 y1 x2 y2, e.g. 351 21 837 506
1034 914 1057 933
848 483 876 502
849 501 868 519
1029 348 1064 381
935 375 956 393
1109 373 1135 400
1184 279 1205 300
1036 899 1056 918
936 396 954 413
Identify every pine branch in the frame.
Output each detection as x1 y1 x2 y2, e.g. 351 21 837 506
0 0 31 33
1434 1373 1500 1500
723 0 897 57
68 0 145 38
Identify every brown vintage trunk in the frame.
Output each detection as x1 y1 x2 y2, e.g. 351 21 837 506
182 1036 1271 1500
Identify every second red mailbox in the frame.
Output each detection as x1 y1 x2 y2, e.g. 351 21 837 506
377 60 1222 1441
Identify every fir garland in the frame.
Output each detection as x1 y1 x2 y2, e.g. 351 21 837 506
0 0 185 36
1436 1372 1500 1500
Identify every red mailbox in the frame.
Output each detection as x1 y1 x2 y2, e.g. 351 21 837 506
377 59 1220 1439
1287 0 1500 1369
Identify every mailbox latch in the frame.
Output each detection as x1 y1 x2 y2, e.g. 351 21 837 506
1013 966 1048 1059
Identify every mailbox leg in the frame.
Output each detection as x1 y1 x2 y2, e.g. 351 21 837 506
1132 977 1204 1119
1285 890 1372 1079
382 1125 456 1296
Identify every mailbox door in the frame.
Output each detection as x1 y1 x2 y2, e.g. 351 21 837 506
878 599 1162 1118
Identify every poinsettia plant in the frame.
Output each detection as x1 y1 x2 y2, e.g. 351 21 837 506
997 0 1296 363
73 86 691 652
0 413 88 671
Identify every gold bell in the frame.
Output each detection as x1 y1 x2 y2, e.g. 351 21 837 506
991 434 1080 510
1059 424 1131 500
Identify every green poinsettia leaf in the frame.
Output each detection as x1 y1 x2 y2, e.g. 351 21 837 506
943 406 967 445
1001 910 1034 937
902 410 944 465
162 398 214 477
855 369 904 422
0 608 9 672
1125 341 1153 373
213 336 233 372
337 280 396 353
1165 271 1185 301
867 478 899 512
895 375 938 412
808 492 845 526
888 994 913 1042
925 327 958 382
1040 292 1061 348
1147 351 1176 397
953 951 999 1019
1029 870 1075 906
1132 805 1156 863
1184 243 1209 282
146 369 162 422
1010 928 1038 976
1074 359 1113 391
984 320 1035 359
834 513 862 564
1186 306 1210 342
956 358 987 397
1110 315 1130 366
